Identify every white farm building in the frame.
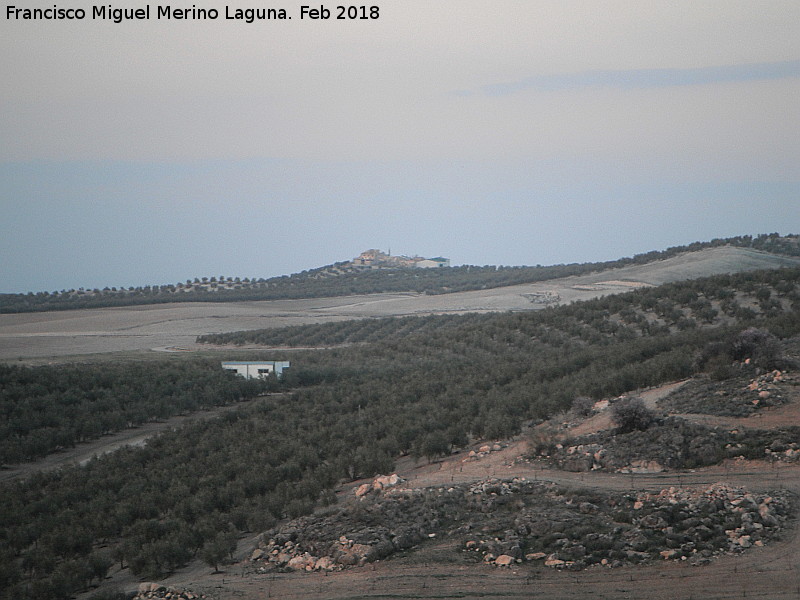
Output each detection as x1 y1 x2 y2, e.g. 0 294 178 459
221 361 290 379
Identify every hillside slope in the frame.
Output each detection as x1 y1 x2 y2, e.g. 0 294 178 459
2 234 798 314
2 246 799 360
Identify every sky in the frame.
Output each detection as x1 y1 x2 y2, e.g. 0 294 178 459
1 1 799 293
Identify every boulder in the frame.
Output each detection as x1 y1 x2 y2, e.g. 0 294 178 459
494 554 514 566
638 513 668 529
526 552 547 561
314 556 336 571
544 555 566 568
373 473 402 491
336 552 360 566
138 583 163 594
355 483 372 497
287 552 317 571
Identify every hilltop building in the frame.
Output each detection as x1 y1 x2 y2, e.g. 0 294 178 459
414 257 450 268
352 249 450 269
221 361 290 379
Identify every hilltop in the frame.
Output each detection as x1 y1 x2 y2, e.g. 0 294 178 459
2 244 800 361
1 233 798 314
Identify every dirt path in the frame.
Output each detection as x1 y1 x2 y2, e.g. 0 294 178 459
568 380 689 437
676 399 800 431
0 396 274 483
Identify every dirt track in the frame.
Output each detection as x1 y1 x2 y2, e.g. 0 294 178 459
0 396 273 483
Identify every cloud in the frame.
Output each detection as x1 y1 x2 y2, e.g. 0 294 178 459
459 60 800 96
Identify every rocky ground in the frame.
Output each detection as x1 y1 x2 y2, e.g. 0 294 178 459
246 477 791 573
537 369 800 474
102 361 800 600
658 369 793 417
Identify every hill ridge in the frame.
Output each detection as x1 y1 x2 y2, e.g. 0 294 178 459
1 233 798 314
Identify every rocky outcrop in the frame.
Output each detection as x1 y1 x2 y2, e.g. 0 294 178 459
354 473 404 498
462 442 507 462
133 584 203 599
252 477 792 574
747 370 789 407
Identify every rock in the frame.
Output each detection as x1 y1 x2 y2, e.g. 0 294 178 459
314 556 336 570
287 552 317 571
544 555 566 568
738 535 752 548
660 549 678 559
639 513 668 529
479 445 491 453
492 444 502 451
626 460 665 473
251 548 265 561
758 391 771 399
355 483 372 497
138 583 163 594
495 554 514 566
336 552 360 566
526 552 547 561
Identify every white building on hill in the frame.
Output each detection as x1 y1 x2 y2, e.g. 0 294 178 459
221 361 290 379
414 257 450 268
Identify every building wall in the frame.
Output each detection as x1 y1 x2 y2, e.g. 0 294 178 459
415 259 449 268
221 361 290 379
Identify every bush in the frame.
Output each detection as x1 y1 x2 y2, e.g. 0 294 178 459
571 396 595 417
731 328 784 369
611 397 654 433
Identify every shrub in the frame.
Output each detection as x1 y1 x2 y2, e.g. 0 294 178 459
731 327 784 369
610 397 654 433
571 396 596 417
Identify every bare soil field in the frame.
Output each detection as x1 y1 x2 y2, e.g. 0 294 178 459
3 247 798 361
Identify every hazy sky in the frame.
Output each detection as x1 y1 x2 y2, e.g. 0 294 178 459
2 1 799 293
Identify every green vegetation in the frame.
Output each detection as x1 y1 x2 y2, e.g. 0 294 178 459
0 264 799 598
201 264 800 348
610 397 655 433
0 360 271 464
2 233 798 313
